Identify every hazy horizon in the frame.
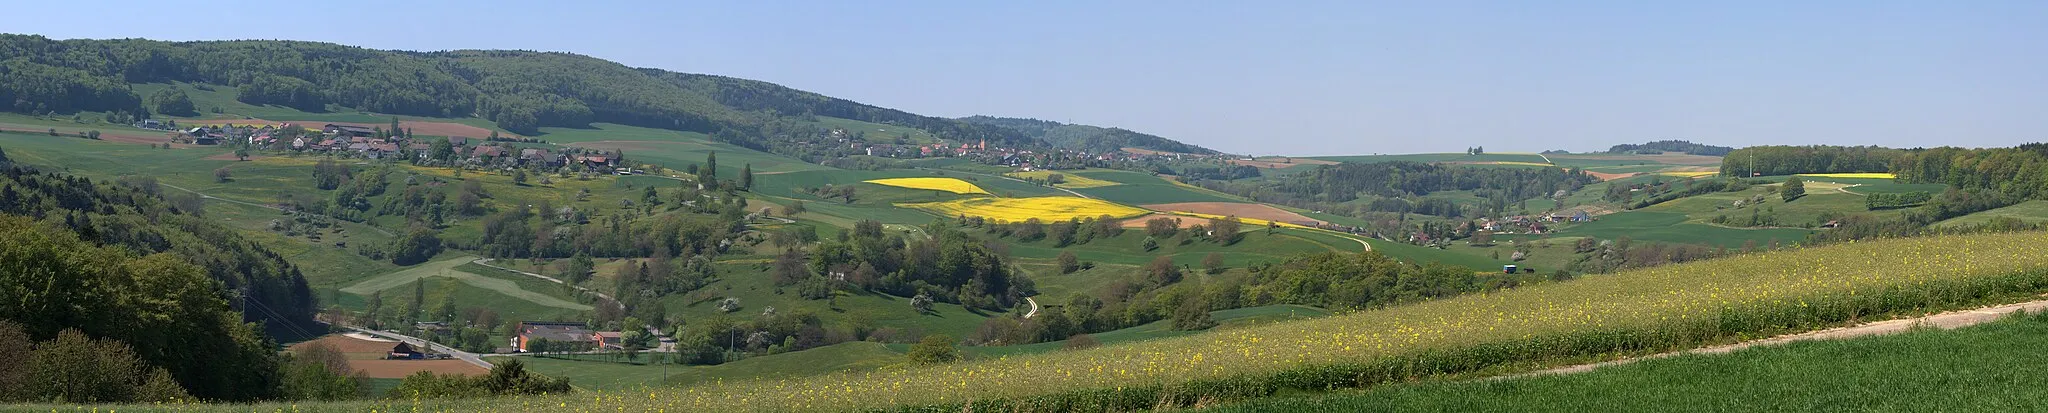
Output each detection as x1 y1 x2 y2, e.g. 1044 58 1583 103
10 1 2045 155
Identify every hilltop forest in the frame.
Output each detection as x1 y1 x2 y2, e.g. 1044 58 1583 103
956 116 1218 155
0 35 1216 155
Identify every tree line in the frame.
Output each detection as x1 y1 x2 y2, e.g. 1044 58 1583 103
1607 140 1734 156
1199 161 1597 219
1718 145 1904 176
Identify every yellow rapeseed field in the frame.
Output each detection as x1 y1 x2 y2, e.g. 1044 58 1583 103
1798 172 1897 179
1004 170 1120 189
863 177 990 195
901 196 1149 223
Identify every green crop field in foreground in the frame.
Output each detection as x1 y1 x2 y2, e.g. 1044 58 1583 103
1208 310 2048 412
101 230 2048 412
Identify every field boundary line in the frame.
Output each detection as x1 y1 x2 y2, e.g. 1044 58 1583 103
1506 297 2048 379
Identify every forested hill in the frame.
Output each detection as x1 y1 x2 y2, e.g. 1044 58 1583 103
0 149 316 330
1606 140 1735 156
0 35 1033 146
958 116 1219 155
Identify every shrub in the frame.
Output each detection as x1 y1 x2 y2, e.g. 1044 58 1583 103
907 335 960 364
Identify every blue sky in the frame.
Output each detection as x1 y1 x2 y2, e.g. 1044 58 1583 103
12 1 2047 155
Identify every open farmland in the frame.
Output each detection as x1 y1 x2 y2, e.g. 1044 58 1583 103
1309 152 1553 165
1209 309 2048 412
288 334 487 379
218 230 2048 412
1797 172 1897 179
1006 169 1120 188
863 177 992 195
1144 201 1324 226
900 196 1150 223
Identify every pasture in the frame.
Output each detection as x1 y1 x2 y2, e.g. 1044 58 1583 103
1509 211 1812 249
1936 200 2048 228
541 122 831 175
1309 152 1554 165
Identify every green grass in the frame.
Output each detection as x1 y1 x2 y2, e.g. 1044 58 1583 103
807 116 939 145
954 305 1333 358
662 262 1003 343
1640 183 1867 229
1744 175 1949 195
535 122 832 175
328 256 592 325
1309 153 1553 165
666 341 910 387
1937 200 2048 228
1506 211 1813 249
1207 311 2048 412
511 305 1333 392
1064 169 1241 204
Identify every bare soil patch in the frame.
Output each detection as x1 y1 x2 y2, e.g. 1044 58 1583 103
290 334 404 359
1584 171 1638 181
350 360 488 379
288 334 487 378
1142 202 1323 225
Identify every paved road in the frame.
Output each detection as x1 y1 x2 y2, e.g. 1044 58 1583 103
345 326 491 370
1023 297 1040 319
1510 298 2048 379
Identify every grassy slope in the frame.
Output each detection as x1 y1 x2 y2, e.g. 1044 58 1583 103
1938 200 2048 228
514 305 1335 391
1209 311 2048 412
1309 153 1552 164
1065 169 1241 204
953 305 1334 358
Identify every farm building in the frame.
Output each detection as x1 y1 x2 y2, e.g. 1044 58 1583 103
388 342 423 359
593 331 624 350
513 321 595 353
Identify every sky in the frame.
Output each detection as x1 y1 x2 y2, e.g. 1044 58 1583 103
10 1 2047 155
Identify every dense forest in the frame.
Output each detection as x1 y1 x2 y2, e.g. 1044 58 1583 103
1606 140 1735 156
0 147 325 402
0 35 1221 160
1894 144 2048 200
0 149 315 328
957 116 1218 155
1718 145 1905 176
